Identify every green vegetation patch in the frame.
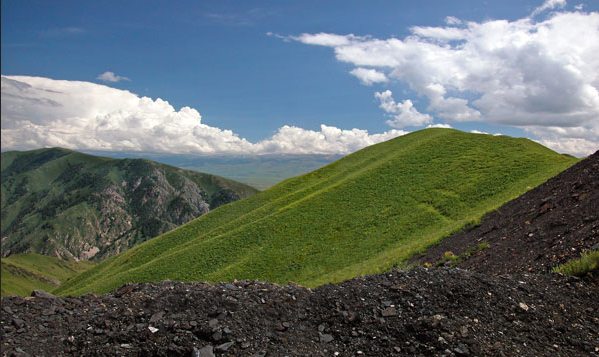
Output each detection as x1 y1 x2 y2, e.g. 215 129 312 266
56 129 577 295
553 250 599 277
431 242 491 267
1 254 94 296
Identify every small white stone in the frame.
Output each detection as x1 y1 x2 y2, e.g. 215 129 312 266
148 326 159 333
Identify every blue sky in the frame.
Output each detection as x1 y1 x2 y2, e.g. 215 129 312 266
1 0 598 156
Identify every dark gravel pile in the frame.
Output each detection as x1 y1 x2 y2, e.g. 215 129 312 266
2 268 598 356
413 151 599 275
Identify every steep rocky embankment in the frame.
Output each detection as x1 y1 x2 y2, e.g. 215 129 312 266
1 269 597 356
1 148 257 261
413 151 598 275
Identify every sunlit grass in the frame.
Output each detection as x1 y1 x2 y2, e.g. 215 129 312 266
1 254 94 296
553 250 599 277
56 128 577 296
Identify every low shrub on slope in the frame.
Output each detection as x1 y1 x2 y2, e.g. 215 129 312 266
57 129 577 295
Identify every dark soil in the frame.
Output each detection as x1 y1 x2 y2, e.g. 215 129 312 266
2 269 598 357
412 151 599 275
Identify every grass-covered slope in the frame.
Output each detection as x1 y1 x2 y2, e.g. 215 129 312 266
1 253 94 296
1 148 257 260
57 129 578 295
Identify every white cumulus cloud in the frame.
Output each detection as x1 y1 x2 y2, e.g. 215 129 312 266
97 71 130 83
254 124 407 155
427 123 453 129
375 90 433 128
349 68 389 85
531 0 567 17
288 5 599 156
445 16 462 25
0 75 406 155
291 33 364 47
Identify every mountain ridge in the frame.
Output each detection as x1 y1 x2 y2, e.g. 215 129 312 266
1 148 258 261
56 128 578 295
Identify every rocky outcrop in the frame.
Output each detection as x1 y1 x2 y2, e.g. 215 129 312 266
1 148 258 260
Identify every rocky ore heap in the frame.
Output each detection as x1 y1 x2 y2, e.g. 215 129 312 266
2 268 598 356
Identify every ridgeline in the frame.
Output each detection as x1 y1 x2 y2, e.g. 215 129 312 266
56 129 577 295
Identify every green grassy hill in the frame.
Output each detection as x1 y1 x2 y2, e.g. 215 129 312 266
1 254 94 296
56 129 578 295
1 148 257 260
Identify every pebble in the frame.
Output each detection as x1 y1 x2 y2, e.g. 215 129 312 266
518 302 530 312
215 342 234 352
30 290 57 299
208 319 219 329
12 318 25 329
381 307 397 317
212 331 223 341
149 311 164 323
192 345 215 357
319 333 334 343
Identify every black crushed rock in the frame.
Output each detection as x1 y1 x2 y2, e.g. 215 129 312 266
412 150 599 275
2 268 598 356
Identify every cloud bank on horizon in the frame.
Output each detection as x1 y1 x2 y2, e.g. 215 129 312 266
287 0 599 156
0 75 405 155
1 0 597 157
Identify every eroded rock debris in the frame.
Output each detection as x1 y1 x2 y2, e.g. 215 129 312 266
2 268 598 356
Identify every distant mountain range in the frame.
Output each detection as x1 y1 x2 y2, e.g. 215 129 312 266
56 128 578 295
84 151 342 190
1 148 258 261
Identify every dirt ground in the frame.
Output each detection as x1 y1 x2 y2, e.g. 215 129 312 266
2 269 598 356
